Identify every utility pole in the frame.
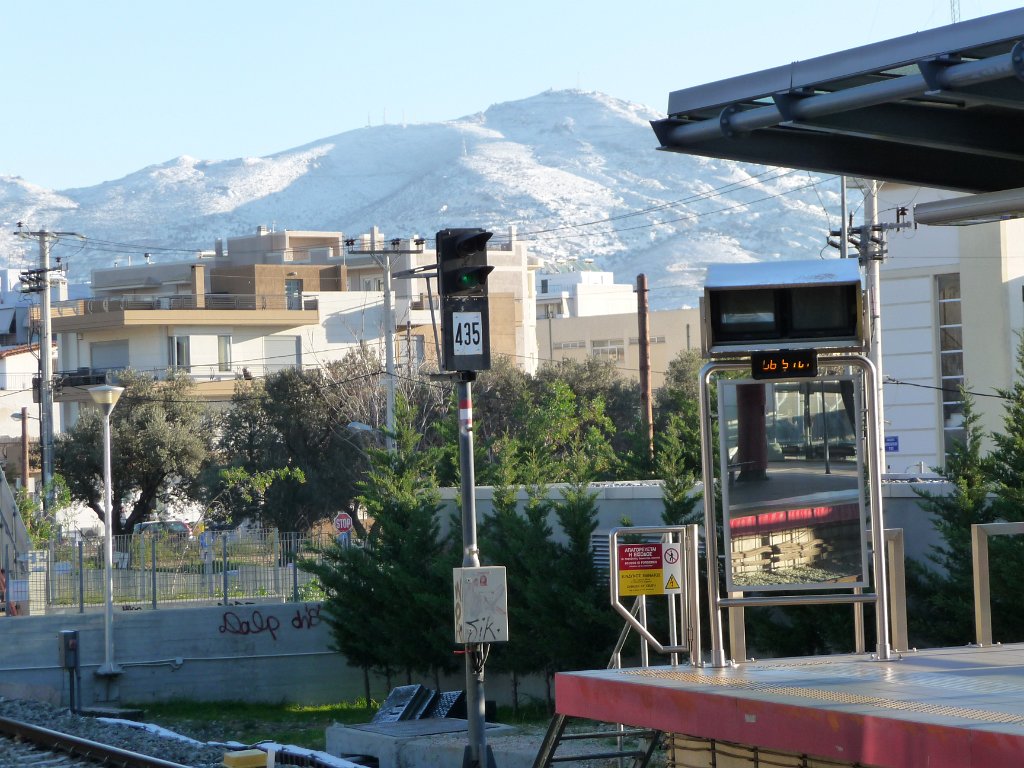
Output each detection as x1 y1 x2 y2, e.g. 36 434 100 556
16 228 78 512
860 182 886 473
829 181 910 471
636 274 654 464
345 230 425 452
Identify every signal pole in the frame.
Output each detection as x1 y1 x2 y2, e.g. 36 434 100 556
436 229 499 768
16 228 78 511
456 373 495 768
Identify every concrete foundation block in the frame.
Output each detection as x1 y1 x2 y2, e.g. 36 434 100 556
326 719 535 768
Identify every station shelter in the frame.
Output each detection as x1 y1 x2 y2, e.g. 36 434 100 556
550 11 1024 768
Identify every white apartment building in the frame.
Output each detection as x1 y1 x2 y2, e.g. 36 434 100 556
48 226 541 426
535 269 700 388
536 270 637 319
877 184 1024 473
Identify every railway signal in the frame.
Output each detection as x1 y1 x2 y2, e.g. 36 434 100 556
436 228 493 373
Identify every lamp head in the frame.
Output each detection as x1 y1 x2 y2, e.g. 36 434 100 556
88 385 125 409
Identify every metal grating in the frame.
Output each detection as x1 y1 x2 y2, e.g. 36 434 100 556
621 667 1024 725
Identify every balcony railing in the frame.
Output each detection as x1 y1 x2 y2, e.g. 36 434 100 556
52 363 303 394
47 293 319 319
409 294 440 311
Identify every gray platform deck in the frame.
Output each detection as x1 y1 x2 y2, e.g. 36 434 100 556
555 643 1024 767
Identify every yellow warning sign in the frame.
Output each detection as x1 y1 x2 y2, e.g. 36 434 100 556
619 569 662 596
615 542 684 596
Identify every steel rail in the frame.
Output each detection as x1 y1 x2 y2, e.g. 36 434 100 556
0 714 193 768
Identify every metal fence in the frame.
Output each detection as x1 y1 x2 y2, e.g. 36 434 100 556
32 530 333 614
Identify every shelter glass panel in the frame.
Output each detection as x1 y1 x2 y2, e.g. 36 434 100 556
718 377 868 592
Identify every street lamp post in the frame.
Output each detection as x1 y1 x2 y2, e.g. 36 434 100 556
89 384 124 676
10 408 37 493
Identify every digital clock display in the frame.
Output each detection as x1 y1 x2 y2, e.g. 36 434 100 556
751 349 818 379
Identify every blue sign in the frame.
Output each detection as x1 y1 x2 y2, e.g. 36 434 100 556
885 436 899 453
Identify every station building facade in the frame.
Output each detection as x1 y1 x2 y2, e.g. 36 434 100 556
877 184 1024 474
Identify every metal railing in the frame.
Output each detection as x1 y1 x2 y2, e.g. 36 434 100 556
46 293 319 319
36 530 331 613
971 521 1024 646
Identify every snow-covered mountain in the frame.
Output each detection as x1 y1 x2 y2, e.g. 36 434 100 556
0 90 845 309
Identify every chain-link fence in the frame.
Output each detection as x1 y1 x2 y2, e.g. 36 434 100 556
31 529 334 613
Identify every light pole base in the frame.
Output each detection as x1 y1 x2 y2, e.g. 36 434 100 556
462 744 497 768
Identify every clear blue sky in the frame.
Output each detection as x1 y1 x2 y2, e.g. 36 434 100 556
2 0 1019 190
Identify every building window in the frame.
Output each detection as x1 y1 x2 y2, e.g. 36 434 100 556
91 339 130 372
553 340 585 350
592 338 625 361
168 336 191 372
937 273 963 458
218 335 232 373
285 278 303 310
541 279 549 294
629 336 666 345
265 335 301 373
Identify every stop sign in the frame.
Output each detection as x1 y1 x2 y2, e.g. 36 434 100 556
333 512 354 534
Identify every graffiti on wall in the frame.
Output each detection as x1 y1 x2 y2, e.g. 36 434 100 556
219 603 321 642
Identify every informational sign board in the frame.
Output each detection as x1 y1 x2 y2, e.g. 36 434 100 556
617 542 683 597
885 436 899 453
751 349 818 380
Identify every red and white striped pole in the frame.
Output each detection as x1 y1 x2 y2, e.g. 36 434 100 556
457 375 493 767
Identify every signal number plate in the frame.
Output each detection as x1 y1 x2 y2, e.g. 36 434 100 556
452 312 483 355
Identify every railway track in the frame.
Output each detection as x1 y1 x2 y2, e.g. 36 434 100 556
0 714 194 768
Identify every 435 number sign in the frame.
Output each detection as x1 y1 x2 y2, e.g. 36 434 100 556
452 311 484 355
440 297 490 373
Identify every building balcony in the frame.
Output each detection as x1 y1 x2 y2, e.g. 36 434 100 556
50 363 297 403
44 293 320 332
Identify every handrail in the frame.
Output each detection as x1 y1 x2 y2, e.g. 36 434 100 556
607 525 700 663
971 522 1024 646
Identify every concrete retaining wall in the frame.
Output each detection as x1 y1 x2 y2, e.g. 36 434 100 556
0 601 549 710
0 481 947 711
0 602 354 708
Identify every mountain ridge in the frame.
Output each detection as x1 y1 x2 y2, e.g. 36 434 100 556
0 89 843 309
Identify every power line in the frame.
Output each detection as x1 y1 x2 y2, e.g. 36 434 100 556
514 167 804 237
15 168 843 267
883 376 1007 400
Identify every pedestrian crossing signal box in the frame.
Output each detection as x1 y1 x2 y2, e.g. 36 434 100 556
702 259 865 359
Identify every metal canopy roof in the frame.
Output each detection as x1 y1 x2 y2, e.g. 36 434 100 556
651 10 1024 193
